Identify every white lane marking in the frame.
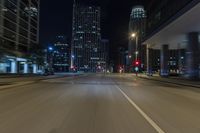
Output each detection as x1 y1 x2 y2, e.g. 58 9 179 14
116 85 165 133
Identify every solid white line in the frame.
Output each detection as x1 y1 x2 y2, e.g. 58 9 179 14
116 85 165 133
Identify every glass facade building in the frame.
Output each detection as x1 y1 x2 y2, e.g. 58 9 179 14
52 36 70 72
0 0 40 73
71 1 101 72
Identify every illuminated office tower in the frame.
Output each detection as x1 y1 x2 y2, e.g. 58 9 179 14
71 1 101 72
0 0 40 73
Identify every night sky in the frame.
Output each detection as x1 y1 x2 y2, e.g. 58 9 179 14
40 0 148 59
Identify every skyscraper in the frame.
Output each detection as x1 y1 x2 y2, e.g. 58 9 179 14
0 0 40 74
128 6 146 72
53 36 70 72
71 1 101 72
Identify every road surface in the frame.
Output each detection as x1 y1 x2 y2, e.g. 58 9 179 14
0 74 200 133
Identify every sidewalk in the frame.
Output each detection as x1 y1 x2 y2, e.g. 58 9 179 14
0 74 41 78
0 73 85 90
135 73 200 88
0 81 35 90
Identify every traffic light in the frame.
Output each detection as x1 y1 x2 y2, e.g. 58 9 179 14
133 60 140 66
135 61 139 65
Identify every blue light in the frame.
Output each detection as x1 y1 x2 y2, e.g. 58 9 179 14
72 55 75 58
48 47 53 51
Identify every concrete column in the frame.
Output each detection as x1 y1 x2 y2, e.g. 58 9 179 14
186 32 200 79
160 45 169 77
33 64 37 74
11 61 17 74
178 49 185 74
24 63 28 74
146 45 153 75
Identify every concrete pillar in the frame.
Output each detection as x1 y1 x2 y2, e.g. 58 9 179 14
33 64 37 74
146 45 153 75
11 61 17 73
23 63 28 74
186 32 200 79
178 49 185 74
160 45 169 77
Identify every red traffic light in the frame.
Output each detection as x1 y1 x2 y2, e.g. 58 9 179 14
133 60 140 66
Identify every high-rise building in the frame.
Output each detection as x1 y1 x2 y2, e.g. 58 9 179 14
71 1 101 72
0 0 40 74
51 36 70 72
128 5 146 72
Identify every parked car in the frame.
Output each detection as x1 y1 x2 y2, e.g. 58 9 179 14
43 68 54 76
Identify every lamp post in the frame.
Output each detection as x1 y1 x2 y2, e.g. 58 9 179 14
131 33 139 75
131 33 139 61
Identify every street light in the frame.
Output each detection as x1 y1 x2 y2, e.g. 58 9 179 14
131 33 136 38
130 32 138 61
130 32 139 75
48 47 53 51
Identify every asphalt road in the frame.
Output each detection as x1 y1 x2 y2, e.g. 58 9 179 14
0 74 200 133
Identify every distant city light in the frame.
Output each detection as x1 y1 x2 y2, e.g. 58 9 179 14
48 47 53 51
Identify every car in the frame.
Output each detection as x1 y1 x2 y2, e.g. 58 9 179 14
43 68 54 76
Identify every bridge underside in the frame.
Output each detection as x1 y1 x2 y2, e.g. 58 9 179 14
143 3 200 79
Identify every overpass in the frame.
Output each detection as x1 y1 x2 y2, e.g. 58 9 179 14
143 1 200 79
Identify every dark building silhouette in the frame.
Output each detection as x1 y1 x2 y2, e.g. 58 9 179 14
99 39 109 72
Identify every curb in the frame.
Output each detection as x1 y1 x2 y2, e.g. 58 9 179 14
0 74 86 91
137 75 200 88
0 81 36 91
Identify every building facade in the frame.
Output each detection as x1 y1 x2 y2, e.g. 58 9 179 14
52 36 70 72
145 0 194 36
146 48 185 75
0 0 40 74
71 1 101 72
128 5 146 72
